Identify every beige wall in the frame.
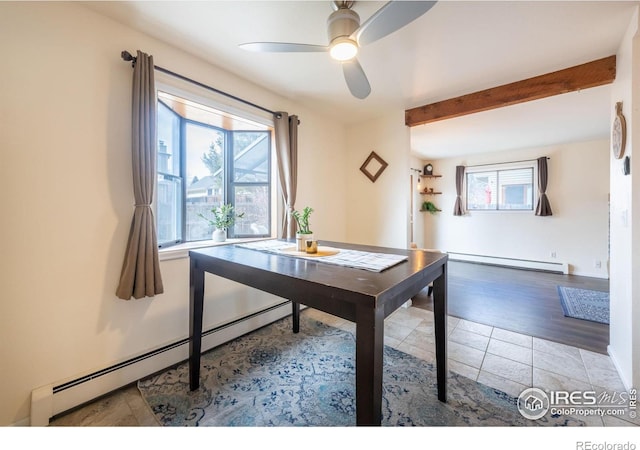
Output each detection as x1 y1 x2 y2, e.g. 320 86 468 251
345 111 411 249
0 2 347 425
608 6 640 390
423 139 611 278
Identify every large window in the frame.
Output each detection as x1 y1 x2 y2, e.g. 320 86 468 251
466 167 534 211
156 91 273 247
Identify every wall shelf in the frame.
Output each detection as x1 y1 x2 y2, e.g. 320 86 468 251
418 173 442 198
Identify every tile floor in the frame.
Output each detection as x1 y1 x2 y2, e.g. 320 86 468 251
50 306 637 427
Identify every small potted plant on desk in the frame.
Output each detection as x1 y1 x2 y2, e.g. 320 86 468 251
199 203 244 242
291 206 313 252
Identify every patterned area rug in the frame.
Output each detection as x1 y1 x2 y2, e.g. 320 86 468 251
558 286 610 324
138 314 584 427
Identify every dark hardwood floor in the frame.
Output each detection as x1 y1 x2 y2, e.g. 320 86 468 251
413 261 609 354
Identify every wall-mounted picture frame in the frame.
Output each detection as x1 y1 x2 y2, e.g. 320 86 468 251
359 151 388 183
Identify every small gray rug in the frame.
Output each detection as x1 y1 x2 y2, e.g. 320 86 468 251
558 286 609 324
138 314 583 426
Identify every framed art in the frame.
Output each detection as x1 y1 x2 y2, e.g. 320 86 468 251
359 151 388 182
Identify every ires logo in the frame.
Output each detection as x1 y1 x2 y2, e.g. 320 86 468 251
518 388 636 420
517 388 550 420
549 390 598 405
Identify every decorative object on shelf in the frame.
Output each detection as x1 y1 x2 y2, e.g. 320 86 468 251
198 203 245 242
419 166 441 194
360 151 388 182
421 187 442 195
612 101 626 159
421 201 441 214
291 206 314 251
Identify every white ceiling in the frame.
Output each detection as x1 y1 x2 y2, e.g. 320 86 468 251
83 0 637 159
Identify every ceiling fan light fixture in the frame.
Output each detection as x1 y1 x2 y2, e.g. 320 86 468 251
240 1 436 99
329 37 358 61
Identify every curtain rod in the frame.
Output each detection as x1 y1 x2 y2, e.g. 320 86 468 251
121 50 280 118
466 157 549 168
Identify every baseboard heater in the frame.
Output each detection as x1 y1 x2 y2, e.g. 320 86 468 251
447 252 568 274
30 300 292 426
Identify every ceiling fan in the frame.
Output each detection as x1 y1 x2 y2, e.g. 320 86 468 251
239 1 437 99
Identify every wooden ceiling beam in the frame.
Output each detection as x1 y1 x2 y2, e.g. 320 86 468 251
405 55 616 127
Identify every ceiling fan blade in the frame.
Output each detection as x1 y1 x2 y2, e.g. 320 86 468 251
342 58 371 99
239 42 329 53
353 1 437 47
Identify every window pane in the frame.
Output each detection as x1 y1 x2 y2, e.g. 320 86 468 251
185 123 225 241
156 90 273 247
232 185 270 236
157 174 182 245
157 101 181 176
498 168 533 210
233 132 270 182
467 171 497 210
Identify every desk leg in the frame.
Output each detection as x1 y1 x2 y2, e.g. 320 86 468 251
189 257 205 391
292 301 300 333
433 263 448 402
355 305 384 426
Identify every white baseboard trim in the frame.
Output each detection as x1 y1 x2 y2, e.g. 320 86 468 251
30 301 292 426
607 345 632 391
448 252 569 274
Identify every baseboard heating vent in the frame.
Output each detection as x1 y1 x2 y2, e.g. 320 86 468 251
32 301 291 426
447 252 568 274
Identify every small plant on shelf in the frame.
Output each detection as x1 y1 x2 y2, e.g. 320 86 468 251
421 201 440 214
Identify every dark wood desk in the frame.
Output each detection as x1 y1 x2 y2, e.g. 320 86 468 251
188 241 448 426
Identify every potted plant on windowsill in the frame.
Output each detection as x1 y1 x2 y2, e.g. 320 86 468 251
198 203 244 242
291 206 313 252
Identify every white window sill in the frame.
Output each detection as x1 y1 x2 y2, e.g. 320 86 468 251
158 237 274 261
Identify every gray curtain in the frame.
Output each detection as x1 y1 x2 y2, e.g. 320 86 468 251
274 112 298 239
453 165 466 216
116 50 164 300
535 156 553 216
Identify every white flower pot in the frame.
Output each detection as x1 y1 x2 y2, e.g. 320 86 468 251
212 229 226 242
296 232 313 252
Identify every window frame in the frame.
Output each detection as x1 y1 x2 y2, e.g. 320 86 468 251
465 163 537 212
227 131 272 239
154 79 275 248
156 100 184 248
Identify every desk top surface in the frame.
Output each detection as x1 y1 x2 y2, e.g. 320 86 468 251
189 240 447 301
